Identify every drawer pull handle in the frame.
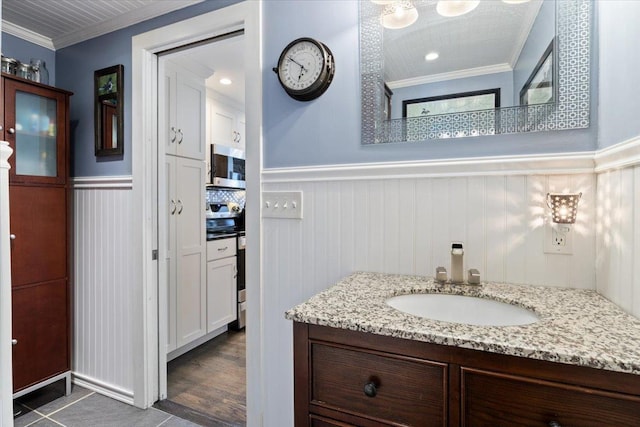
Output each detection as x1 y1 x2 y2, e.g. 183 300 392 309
218 247 228 251
548 422 562 427
363 382 377 398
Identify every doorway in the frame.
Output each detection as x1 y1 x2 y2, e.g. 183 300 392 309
130 2 262 425
155 31 248 425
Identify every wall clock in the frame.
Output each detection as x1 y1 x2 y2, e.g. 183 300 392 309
273 37 335 102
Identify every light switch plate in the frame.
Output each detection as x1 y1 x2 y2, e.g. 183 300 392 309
262 191 303 219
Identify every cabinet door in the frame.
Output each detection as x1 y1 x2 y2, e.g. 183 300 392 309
175 157 207 348
165 156 178 353
210 101 237 148
206 256 237 333
4 78 67 185
162 65 205 160
9 185 67 287
12 280 69 392
175 73 206 160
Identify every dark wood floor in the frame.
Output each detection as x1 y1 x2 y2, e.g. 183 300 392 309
157 329 246 427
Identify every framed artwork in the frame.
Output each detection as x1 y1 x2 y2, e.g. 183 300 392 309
520 39 555 106
94 64 124 156
402 88 500 118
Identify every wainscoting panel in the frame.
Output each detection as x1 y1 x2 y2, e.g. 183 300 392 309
73 180 135 399
596 165 640 317
261 172 596 427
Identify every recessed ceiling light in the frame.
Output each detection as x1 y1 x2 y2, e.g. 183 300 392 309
425 52 439 61
220 78 232 85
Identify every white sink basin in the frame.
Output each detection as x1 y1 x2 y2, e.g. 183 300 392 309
386 293 539 326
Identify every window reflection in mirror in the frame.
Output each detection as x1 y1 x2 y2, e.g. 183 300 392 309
94 64 123 156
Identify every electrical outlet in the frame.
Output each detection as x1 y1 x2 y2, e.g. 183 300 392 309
544 223 573 255
262 191 303 219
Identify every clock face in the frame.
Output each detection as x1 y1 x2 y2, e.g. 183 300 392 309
278 40 325 91
275 38 335 101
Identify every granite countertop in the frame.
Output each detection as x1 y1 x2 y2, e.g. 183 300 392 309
285 272 640 375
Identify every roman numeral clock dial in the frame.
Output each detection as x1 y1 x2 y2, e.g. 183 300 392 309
273 37 335 101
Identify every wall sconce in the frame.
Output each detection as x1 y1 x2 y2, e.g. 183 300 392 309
547 192 582 224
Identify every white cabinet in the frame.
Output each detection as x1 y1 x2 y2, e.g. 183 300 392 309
206 238 237 333
207 93 245 150
163 63 206 160
165 156 207 352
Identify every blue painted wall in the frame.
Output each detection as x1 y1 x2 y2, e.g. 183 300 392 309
2 33 55 85
4 0 599 173
389 71 514 120
512 0 555 105
54 0 239 177
262 0 597 168
597 0 640 149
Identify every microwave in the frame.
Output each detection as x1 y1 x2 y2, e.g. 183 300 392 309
209 144 246 189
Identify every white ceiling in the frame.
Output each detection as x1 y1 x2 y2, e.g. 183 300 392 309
1 0 245 105
383 0 544 87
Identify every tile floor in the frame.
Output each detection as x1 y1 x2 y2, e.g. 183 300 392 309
13 381 201 427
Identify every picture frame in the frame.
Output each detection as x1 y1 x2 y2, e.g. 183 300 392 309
520 39 555 106
94 64 124 156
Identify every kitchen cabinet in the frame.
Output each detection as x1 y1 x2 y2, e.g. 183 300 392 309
207 94 245 150
162 62 206 160
165 155 207 353
2 73 72 396
293 323 640 427
206 238 237 333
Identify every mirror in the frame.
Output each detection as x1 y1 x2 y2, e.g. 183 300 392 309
94 64 124 156
360 0 592 144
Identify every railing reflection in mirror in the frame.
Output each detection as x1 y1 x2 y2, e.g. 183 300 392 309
377 102 573 143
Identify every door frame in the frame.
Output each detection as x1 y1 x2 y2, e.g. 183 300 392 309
131 2 263 424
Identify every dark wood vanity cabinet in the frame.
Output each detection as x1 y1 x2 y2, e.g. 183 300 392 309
294 323 640 427
2 73 73 394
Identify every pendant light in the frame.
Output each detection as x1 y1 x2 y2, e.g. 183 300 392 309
381 1 419 30
436 0 480 17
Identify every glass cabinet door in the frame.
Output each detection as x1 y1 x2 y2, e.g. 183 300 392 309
15 91 58 177
4 78 67 185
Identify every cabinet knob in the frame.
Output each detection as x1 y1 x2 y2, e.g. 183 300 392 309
363 382 377 398
10 234 16 240
548 422 562 427
8 127 15 134
12 339 17 346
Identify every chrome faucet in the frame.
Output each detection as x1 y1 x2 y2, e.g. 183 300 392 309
450 242 464 284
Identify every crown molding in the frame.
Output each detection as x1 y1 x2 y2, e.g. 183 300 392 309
53 1 204 49
1 20 55 50
387 63 513 90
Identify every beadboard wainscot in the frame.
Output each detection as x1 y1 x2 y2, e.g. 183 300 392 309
261 152 597 426
595 135 640 318
72 175 135 403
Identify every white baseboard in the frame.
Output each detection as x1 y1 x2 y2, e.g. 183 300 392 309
167 325 228 362
72 372 134 406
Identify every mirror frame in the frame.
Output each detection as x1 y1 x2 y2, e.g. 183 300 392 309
94 64 124 156
360 0 592 144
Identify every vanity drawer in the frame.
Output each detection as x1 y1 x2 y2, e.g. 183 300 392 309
461 368 640 426
310 342 447 426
